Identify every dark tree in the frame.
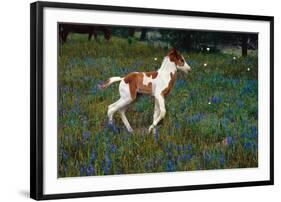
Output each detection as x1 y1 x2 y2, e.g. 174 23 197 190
241 34 248 57
140 28 148 40
128 28 135 37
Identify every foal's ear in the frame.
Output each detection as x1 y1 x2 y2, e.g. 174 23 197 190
169 48 177 54
168 48 179 62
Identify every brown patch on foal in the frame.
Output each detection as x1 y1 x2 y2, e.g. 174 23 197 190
145 71 158 79
168 48 185 67
124 72 153 99
161 72 176 97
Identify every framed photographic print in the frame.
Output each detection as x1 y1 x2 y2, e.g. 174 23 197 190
30 1 274 200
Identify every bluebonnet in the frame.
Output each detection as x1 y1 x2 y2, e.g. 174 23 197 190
176 145 182 153
186 113 204 123
60 149 68 161
80 165 86 176
209 96 222 104
226 136 233 145
187 143 192 151
203 152 214 165
89 151 96 164
252 126 258 139
82 131 90 140
240 80 257 96
167 151 173 159
175 79 185 89
219 154 225 166
229 79 240 86
110 144 117 153
103 153 111 175
166 160 175 172
86 164 95 176
244 142 252 150
187 60 194 66
154 128 159 142
175 122 180 130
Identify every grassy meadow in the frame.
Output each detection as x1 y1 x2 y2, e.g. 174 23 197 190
58 34 258 177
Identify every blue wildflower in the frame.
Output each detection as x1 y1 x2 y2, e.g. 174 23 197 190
176 145 182 153
187 113 204 123
244 142 252 150
204 152 212 165
166 160 174 172
175 122 180 130
154 128 159 142
187 143 192 151
175 79 185 89
167 142 173 149
110 144 117 153
187 153 192 160
103 153 111 175
167 151 173 159
240 132 247 138
87 164 95 176
226 136 233 145
219 154 225 166
187 60 193 66
61 149 68 161
252 126 258 139
94 135 99 147
181 154 187 161
80 165 86 176
90 152 96 163
82 131 90 140
210 96 222 104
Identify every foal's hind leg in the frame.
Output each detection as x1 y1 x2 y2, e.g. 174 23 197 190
119 106 133 133
107 97 132 125
107 99 121 124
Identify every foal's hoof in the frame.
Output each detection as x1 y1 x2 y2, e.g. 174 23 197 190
148 125 154 133
126 128 134 133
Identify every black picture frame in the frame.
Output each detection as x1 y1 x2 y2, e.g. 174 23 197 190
30 1 274 200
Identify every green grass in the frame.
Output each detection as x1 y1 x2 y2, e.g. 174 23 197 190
58 34 258 177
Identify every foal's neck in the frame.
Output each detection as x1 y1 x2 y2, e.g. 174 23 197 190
157 57 177 75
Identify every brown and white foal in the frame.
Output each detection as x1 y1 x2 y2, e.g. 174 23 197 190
99 49 191 133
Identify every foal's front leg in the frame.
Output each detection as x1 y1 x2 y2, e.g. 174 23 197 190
149 96 166 133
151 98 160 133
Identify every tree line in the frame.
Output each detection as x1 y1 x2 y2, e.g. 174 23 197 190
112 27 258 57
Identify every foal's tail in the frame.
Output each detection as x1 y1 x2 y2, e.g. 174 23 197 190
98 77 123 89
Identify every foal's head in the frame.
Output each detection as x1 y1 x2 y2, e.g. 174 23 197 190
168 48 192 73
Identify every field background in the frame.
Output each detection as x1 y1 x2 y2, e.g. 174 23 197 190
58 31 258 177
